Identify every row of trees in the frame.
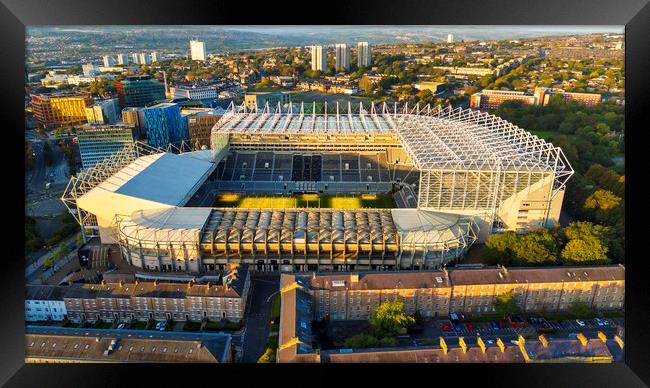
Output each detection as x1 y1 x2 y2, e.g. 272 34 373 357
344 301 415 349
485 221 620 267
493 291 595 319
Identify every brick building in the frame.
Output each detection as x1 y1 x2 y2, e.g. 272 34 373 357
283 264 624 322
63 265 250 323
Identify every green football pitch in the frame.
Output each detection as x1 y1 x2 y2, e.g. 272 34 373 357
212 193 395 209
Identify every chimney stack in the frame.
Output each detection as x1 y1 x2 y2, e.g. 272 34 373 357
496 338 505 353
576 332 588 347
539 334 549 348
439 337 448 355
477 336 486 353
458 337 467 354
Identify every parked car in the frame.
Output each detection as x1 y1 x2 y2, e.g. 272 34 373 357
507 316 526 328
465 323 474 331
453 323 463 332
576 319 586 327
490 321 500 331
116 323 126 329
449 312 460 323
485 339 495 345
595 318 610 327
155 321 167 331
441 325 453 332
497 321 506 329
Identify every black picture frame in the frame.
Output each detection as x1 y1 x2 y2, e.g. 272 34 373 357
2 0 648 386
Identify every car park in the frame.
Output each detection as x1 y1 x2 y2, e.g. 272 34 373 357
595 318 610 327
507 316 526 328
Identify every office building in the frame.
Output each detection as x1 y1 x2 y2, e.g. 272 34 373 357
82 64 100 77
121 107 146 138
310 45 327 72
102 55 115 67
190 40 206 61
142 102 188 148
185 108 224 150
117 53 129 65
151 52 161 63
25 285 68 322
447 33 454 43
357 41 372 67
171 85 219 100
114 75 166 108
30 92 92 128
77 124 135 170
335 44 350 72
26 329 232 363
85 98 120 125
243 92 291 110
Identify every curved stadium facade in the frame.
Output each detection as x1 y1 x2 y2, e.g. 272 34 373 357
62 103 573 273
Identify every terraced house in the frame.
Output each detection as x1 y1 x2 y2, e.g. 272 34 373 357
63 265 250 323
283 264 624 322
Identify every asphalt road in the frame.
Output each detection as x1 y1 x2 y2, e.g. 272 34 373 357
240 275 280 363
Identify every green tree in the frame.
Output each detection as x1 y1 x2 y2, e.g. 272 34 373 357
493 291 520 319
584 189 622 212
568 300 592 318
484 231 518 265
43 256 53 270
368 301 415 337
344 333 397 349
560 222 611 265
511 229 559 265
59 242 70 256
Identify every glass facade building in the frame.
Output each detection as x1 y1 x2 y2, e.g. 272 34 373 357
143 103 189 148
115 75 165 108
77 124 134 170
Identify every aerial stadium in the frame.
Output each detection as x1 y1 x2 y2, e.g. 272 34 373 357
62 102 573 274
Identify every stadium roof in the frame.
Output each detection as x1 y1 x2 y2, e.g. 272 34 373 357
77 152 215 220
115 207 478 253
213 102 573 177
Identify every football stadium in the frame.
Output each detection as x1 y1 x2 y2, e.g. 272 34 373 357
62 102 573 273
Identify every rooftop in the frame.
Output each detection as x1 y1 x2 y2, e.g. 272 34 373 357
213 102 574 174
25 331 230 363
